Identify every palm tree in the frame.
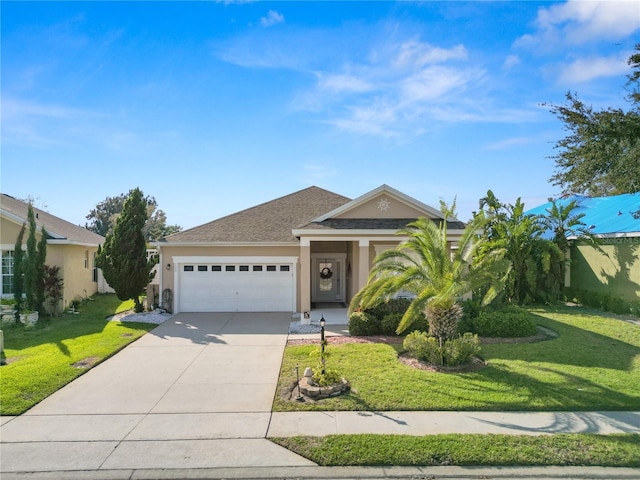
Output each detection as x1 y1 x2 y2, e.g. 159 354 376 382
477 192 562 304
349 211 508 341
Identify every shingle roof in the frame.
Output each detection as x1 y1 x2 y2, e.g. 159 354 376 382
162 186 352 243
526 193 640 237
1 193 104 245
298 218 467 230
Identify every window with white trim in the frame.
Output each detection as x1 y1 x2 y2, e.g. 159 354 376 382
2 251 15 295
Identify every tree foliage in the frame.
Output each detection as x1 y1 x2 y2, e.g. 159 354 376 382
95 188 157 312
476 191 561 304
86 191 181 241
548 44 640 196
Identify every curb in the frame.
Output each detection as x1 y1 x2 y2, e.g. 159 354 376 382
2 466 640 480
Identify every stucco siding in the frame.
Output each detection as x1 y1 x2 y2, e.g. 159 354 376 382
54 245 99 307
1 218 27 246
337 195 425 219
571 240 640 302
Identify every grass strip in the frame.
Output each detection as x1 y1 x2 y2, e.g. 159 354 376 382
0 294 156 415
272 433 640 467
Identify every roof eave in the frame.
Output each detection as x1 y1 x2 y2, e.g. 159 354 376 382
154 241 301 248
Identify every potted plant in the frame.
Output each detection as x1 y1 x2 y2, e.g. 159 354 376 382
1 298 16 314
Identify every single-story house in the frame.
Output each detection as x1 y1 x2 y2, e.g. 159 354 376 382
527 193 640 302
155 185 465 317
0 193 107 310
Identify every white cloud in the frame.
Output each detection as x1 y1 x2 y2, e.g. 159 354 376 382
260 10 284 28
517 0 640 47
394 40 468 69
503 54 520 70
557 54 631 84
317 73 374 93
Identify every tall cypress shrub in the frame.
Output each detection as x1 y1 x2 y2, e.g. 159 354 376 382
96 188 156 312
24 206 38 312
35 226 48 313
23 205 48 314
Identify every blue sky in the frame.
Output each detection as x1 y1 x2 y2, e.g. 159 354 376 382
2 1 639 229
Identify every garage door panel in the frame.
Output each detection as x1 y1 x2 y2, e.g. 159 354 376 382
177 263 294 312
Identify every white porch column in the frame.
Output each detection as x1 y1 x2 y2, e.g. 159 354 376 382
358 239 370 290
300 239 311 323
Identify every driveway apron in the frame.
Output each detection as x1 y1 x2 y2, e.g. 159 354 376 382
1 312 315 473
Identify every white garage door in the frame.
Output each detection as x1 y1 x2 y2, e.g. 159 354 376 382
176 257 296 312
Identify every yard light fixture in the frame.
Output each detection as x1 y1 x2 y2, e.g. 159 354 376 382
320 315 326 374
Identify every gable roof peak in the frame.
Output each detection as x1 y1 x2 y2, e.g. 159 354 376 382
313 184 450 222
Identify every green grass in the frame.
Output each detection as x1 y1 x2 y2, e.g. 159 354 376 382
274 305 640 411
272 433 640 466
0 294 156 415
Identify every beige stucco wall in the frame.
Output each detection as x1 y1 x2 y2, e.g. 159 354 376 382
1 218 27 245
51 244 99 308
337 194 426 219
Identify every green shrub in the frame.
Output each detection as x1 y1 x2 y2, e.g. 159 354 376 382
403 331 441 365
443 333 481 366
381 313 403 336
363 298 429 335
404 331 481 366
348 311 381 336
473 306 537 337
366 298 412 318
567 288 637 317
312 368 343 387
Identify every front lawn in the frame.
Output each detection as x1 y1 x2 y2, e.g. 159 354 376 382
273 305 640 411
0 294 157 415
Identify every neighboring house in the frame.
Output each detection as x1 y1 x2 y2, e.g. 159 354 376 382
0 194 107 310
155 185 465 316
527 193 640 302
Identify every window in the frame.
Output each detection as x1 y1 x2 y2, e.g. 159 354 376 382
84 250 89 269
239 265 249 272
280 265 290 272
2 251 14 295
184 265 194 272
225 265 235 272
252 265 263 272
212 265 222 272
197 266 208 272
92 252 98 283
266 265 276 272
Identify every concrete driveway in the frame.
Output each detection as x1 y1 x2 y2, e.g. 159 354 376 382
1 312 315 473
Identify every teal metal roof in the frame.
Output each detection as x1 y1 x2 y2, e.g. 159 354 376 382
526 193 640 237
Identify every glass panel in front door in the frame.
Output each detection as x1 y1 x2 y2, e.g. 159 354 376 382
319 261 333 292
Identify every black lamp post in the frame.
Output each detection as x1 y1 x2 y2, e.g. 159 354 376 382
320 315 326 374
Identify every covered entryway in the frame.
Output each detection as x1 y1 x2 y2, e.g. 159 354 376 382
172 256 297 313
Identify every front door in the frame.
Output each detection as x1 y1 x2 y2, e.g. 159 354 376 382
312 257 345 303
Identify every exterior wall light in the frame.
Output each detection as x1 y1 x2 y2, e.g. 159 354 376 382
166 263 171 270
